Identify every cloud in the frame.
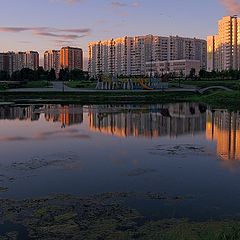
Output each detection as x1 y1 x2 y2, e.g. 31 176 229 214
0 27 47 33
111 1 141 8
220 0 240 14
50 0 85 4
0 27 91 40
60 28 91 33
34 32 81 40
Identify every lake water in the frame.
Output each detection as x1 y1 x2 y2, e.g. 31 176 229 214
0 103 240 220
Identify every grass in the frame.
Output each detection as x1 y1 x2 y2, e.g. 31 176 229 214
0 84 9 91
65 80 96 89
173 79 240 90
136 219 240 240
193 91 240 110
1 87 240 110
22 80 52 88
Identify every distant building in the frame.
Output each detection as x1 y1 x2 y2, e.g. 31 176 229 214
0 51 39 75
60 47 83 71
146 59 201 77
44 50 60 75
25 51 39 71
208 16 240 71
88 35 207 77
0 53 10 72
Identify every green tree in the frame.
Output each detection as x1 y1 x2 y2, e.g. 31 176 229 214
0 71 10 81
48 69 56 81
69 69 85 81
59 68 69 81
189 68 196 79
19 68 34 81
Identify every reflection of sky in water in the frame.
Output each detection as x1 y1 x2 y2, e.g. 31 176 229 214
0 103 240 220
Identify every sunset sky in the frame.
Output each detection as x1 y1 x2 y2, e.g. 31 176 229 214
0 0 239 66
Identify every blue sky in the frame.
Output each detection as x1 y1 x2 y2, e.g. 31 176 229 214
0 0 237 65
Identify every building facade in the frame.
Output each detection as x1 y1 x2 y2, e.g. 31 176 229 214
0 51 39 75
60 47 83 71
44 50 60 75
88 35 207 77
207 16 240 72
146 59 201 77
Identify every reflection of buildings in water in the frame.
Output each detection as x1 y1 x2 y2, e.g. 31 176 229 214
44 105 83 127
0 105 84 127
89 103 206 138
206 110 240 161
0 105 40 121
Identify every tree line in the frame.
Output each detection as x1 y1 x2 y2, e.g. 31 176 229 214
0 67 89 81
199 69 240 80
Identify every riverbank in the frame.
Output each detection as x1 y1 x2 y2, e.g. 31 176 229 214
1 90 240 110
1 193 240 240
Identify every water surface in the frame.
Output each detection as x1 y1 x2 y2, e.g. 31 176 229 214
0 103 240 220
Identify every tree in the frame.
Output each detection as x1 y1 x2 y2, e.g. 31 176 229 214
199 69 207 78
69 69 85 81
59 68 69 81
19 68 34 81
34 67 48 81
189 68 196 79
48 69 56 81
11 71 20 81
0 71 10 81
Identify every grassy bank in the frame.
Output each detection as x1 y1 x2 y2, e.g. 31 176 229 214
174 79 240 90
1 193 240 240
65 80 96 89
0 90 240 110
21 80 52 88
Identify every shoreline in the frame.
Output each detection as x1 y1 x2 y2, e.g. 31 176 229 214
1 90 240 110
1 192 240 240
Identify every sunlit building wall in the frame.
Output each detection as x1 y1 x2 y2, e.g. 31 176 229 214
88 35 207 77
207 16 240 71
60 47 83 71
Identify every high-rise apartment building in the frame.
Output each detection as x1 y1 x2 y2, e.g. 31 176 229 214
0 51 39 75
0 53 9 72
25 51 39 71
88 35 207 77
44 50 60 74
60 47 83 71
207 16 240 71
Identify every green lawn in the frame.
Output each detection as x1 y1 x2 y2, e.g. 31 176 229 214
65 80 97 89
0 84 9 91
22 81 52 88
174 79 240 90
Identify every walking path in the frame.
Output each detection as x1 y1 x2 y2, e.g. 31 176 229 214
3 82 234 94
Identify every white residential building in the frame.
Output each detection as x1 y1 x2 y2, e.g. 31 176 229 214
88 35 207 77
146 59 201 77
0 51 39 75
44 50 60 74
207 16 240 71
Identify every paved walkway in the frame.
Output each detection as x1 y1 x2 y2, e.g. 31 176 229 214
2 82 234 94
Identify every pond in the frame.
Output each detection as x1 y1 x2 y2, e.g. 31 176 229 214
0 103 240 222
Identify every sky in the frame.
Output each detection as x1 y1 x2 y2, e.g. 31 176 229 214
0 0 239 67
